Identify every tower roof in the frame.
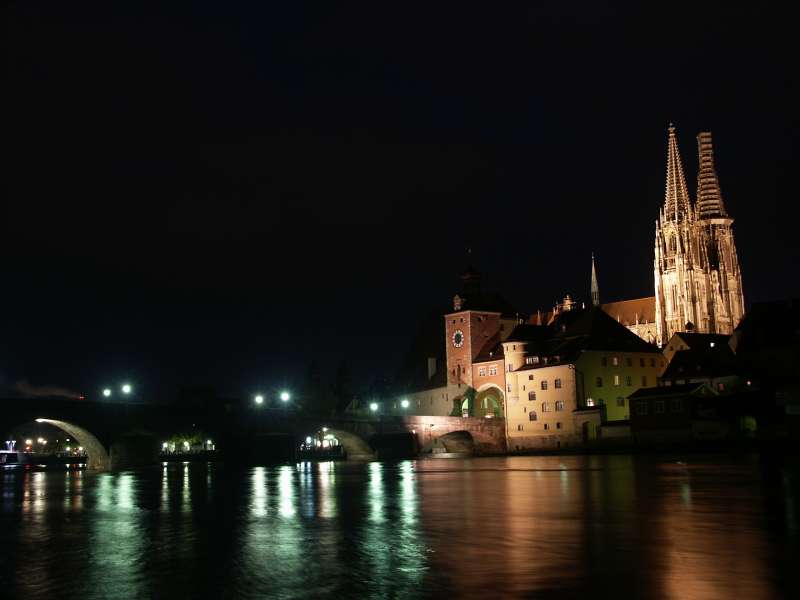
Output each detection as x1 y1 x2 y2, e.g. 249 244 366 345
696 131 728 219
590 253 600 307
663 124 692 222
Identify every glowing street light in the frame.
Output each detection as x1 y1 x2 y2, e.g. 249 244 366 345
102 388 112 398
370 402 379 412
280 391 291 403
400 399 410 409
121 383 132 394
25 439 33 446
254 394 264 405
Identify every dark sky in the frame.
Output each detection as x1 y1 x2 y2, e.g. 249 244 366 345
4 2 798 401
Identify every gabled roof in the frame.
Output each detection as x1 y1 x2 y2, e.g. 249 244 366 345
668 331 731 350
662 346 738 380
628 382 714 399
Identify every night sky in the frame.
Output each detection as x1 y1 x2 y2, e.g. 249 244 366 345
4 2 798 401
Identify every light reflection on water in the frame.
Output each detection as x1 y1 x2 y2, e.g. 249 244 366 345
0 455 798 599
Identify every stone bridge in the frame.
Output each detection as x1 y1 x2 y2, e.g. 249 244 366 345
1 396 507 471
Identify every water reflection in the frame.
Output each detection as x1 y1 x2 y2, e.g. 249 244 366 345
1 456 798 599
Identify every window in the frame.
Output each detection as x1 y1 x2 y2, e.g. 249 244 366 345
522 385 526 391
556 422 562 429
489 365 498 376
626 375 632 386
554 378 562 389
543 423 549 430
616 397 625 407
528 374 534 381
601 356 608 366
650 358 656 367
478 366 486 377
507 384 512 393
612 356 619 366
507 364 514 372
528 391 536 401
517 424 523 431
671 398 683 412
626 357 632 367
614 375 620 386
641 375 648 386
525 356 536 365
596 377 603 387
654 400 665 414
640 358 645 367
529 411 537 421
541 380 548 390
541 402 550 412
555 401 564 411
636 401 648 415
717 382 726 392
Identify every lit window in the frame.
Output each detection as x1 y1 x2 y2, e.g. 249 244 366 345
554 378 562 389
541 380 548 390
489 365 498 376
614 375 620 386
717 382 725 392
555 401 564 411
478 367 486 377
612 356 619 366
528 391 536 401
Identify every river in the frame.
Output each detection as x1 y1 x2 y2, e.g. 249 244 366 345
1 454 798 599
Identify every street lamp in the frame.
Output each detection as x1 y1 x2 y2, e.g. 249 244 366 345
254 394 264 405
401 399 410 409
121 383 132 395
370 402 379 413
102 388 112 398
280 391 291 403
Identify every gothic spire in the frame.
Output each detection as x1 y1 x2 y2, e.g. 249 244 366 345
664 124 692 222
696 131 728 219
590 253 600 306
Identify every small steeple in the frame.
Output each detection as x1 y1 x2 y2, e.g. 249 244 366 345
590 253 600 306
696 131 728 219
664 124 692 222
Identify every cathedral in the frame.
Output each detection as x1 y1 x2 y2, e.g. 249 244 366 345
601 125 745 346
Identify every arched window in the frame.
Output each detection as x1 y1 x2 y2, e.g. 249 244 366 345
669 234 677 254
529 411 537 421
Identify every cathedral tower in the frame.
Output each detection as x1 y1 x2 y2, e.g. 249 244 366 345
653 125 744 345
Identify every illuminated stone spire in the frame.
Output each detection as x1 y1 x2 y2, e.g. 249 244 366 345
664 124 692 222
590 253 600 306
696 131 728 219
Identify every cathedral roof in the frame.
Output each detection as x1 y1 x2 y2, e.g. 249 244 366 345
600 296 656 326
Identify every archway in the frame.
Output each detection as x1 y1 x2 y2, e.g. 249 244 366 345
474 384 504 418
436 430 475 453
34 418 110 471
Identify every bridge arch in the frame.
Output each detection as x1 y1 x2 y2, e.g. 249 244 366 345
319 428 374 459
34 418 110 471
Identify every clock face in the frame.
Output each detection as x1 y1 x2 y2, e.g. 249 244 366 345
452 329 464 348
